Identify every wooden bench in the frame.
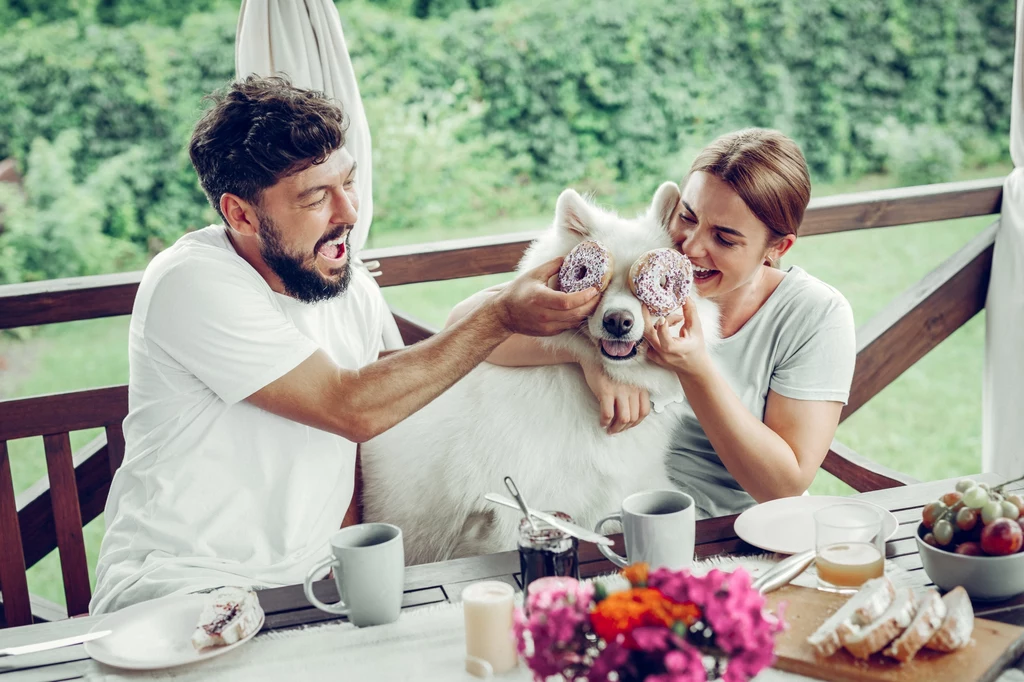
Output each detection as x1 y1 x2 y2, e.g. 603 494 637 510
0 177 1004 628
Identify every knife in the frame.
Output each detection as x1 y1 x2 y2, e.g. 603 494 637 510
752 550 815 594
485 493 614 546
0 630 112 657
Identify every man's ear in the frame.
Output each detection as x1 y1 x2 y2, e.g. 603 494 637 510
554 189 592 237
220 193 259 237
648 181 681 234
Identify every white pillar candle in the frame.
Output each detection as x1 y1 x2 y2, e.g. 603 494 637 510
463 581 518 677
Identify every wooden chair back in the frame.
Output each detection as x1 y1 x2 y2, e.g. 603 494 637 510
0 386 128 627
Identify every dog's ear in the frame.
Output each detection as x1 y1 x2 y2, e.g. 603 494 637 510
555 189 592 237
648 181 681 233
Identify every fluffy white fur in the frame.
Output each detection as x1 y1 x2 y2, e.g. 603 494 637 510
361 182 720 565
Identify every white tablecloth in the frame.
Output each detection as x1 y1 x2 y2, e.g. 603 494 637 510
82 554 1021 682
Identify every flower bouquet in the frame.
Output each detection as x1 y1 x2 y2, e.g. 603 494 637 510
513 564 785 682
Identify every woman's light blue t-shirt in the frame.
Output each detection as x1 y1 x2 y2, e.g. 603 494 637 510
666 266 856 519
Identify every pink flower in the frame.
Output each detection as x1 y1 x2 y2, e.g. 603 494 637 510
515 566 785 682
513 578 596 680
588 635 632 682
645 645 706 682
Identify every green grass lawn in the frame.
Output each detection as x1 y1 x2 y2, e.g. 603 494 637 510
0 167 1008 606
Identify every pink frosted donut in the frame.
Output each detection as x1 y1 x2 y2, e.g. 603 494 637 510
558 240 613 294
628 249 693 316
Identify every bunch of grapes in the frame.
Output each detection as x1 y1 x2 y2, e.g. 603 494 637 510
920 476 1024 557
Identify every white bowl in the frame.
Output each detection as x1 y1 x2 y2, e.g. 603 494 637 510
916 524 1024 601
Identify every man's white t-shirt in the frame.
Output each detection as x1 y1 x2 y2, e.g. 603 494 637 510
91 225 387 614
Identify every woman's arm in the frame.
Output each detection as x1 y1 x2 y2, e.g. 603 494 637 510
674 351 840 500
644 299 841 500
447 284 652 432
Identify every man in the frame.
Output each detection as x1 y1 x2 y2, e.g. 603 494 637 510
90 77 599 614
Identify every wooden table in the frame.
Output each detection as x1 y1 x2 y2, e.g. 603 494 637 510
3 474 1024 681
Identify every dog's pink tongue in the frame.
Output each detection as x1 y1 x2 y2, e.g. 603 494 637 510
601 340 636 357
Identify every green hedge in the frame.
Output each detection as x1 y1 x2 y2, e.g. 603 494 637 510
0 0 1015 284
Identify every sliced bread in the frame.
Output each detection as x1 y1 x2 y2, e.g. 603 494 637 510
883 588 947 662
842 587 917 660
925 586 974 652
807 576 895 657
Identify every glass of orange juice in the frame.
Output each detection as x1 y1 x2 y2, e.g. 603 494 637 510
814 503 885 593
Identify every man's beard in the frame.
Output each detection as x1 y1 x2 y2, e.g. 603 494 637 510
255 208 352 304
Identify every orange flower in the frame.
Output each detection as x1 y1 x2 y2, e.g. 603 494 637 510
590 588 703 649
622 563 649 587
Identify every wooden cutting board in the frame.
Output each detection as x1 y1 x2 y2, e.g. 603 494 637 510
763 585 1024 682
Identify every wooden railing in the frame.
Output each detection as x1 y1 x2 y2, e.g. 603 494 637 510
0 176 1006 626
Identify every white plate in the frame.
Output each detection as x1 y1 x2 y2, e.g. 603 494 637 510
84 593 264 670
734 496 900 555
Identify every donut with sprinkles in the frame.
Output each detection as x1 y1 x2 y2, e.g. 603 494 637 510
628 249 693 316
558 240 614 294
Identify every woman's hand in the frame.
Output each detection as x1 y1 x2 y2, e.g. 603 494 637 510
580 359 651 434
642 297 712 379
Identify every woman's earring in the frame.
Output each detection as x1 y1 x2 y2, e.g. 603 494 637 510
765 255 776 267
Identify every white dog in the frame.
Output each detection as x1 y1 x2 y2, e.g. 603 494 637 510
361 181 720 565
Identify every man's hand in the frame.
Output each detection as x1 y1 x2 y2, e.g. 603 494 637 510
581 359 651 434
493 258 600 337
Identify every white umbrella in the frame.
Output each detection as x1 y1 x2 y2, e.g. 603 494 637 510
235 0 404 348
983 0 1024 477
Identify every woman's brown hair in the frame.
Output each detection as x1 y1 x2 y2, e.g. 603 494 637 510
687 128 811 247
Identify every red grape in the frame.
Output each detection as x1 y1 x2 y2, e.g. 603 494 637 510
980 518 1024 556
955 507 979 532
923 532 938 547
940 491 964 507
922 501 947 529
955 541 984 556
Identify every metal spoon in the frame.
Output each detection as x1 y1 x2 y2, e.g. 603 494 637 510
485 493 613 546
504 476 537 532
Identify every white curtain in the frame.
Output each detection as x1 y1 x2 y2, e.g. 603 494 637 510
983 0 1024 477
235 0 404 348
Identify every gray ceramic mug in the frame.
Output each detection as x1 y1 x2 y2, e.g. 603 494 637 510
303 523 405 627
594 490 696 570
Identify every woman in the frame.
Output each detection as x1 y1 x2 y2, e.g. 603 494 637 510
447 128 856 519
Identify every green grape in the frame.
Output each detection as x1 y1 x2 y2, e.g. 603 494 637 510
1000 500 1020 521
933 519 955 545
963 486 989 509
923 532 938 547
955 479 977 493
979 483 992 492
982 500 1004 525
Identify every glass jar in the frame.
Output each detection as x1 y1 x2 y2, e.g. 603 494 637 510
517 512 579 593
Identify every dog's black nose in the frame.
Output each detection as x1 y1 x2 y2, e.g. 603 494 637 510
602 310 634 338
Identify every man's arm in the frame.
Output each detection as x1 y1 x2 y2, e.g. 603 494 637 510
247 258 599 442
446 283 576 366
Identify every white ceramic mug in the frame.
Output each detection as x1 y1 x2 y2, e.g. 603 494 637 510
303 523 405 627
594 490 696 570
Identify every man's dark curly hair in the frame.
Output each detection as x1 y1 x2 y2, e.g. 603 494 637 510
189 75 348 222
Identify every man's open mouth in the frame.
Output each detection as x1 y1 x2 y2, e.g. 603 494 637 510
316 232 349 263
600 339 639 360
